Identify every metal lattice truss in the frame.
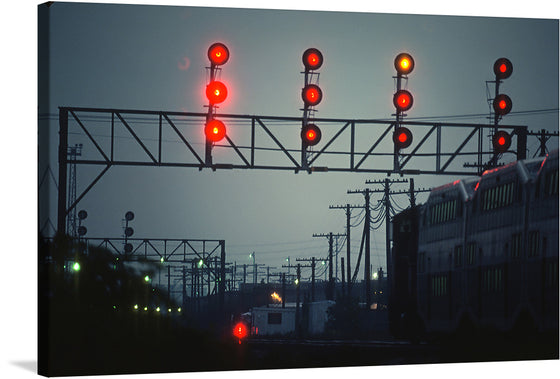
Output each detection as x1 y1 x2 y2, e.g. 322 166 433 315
57 107 528 233
82 237 227 301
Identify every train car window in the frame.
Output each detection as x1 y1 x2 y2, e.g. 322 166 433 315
545 169 559 196
528 231 540 257
467 243 477 265
511 233 522 258
418 252 425 273
454 246 463 267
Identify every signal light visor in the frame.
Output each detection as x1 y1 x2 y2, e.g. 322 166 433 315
301 123 322 146
394 53 415 75
205 119 227 142
392 127 413 149
302 84 323 106
393 90 414 112
493 94 512 115
206 81 228 104
208 42 230 65
302 48 323 70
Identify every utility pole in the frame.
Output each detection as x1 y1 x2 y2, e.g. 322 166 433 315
330 203 362 296
347 188 373 307
296 257 321 302
312 232 345 300
364 178 430 304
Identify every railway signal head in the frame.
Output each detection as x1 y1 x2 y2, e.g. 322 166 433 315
302 84 323 106
205 119 227 142
233 322 248 343
301 123 322 146
208 42 230 66
393 89 414 112
493 57 513 80
394 53 415 75
393 126 413 150
303 48 323 71
206 80 228 104
492 130 512 153
493 94 513 115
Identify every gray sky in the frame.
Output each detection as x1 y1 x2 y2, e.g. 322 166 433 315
38 1 558 281
0 1 558 378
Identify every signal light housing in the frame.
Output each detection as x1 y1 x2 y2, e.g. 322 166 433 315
394 53 415 75
302 84 323 106
205 119 227 142
301 123 322 146
206 80 228 104
303 48 323 71
493 57 513 80
208 42 230 66
393 127 413 150
492 130 512 153
493 94 512 115
393 89 414 112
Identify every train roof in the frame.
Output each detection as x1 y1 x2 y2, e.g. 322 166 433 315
425 151 558 204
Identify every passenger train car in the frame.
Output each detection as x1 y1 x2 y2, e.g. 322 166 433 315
389 151 559 340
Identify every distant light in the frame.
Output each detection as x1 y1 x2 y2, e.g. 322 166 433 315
270 292 282 302
160 257 165 263
294 278 299 285
198 259 204 268
168 308 172 313
144 275 151 282
144 307 148 311
177 308 182 312
372 272 378 280
72 262 81 272
156 307 160 312
134 304 139 310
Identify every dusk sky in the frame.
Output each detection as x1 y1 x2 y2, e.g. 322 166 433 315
37 1 559 282
1 2 559 377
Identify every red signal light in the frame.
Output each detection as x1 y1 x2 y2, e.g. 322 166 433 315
301 123 322 146
302 84 323 106
492 130 511 153
394 53 415 75
303 48 323 70
204 119 227 142
392 127 413 149
233 322 248 343
493 58 513 80
206 81 228 104
208 42 229 66
493 94 512 115
393 90 413 112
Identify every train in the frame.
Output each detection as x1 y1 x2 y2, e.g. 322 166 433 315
389 150 559 341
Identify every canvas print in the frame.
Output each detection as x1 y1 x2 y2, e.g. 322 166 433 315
38 1 559 376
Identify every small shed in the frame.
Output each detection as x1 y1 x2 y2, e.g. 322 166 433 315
251 300 335 336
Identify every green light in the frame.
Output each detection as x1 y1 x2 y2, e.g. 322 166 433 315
198 259 204 268
72 262 81 272
134 304 139 310
113 305 117 310
160 257 165 263
144 275 150 282
143 307 148 311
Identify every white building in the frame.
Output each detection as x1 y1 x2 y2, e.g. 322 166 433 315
251 300 335 336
